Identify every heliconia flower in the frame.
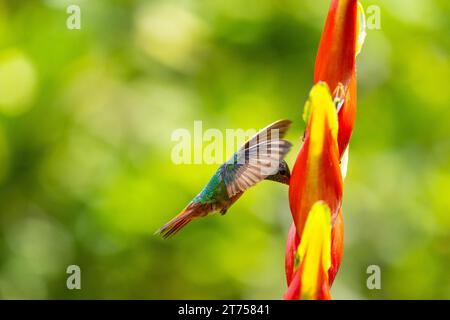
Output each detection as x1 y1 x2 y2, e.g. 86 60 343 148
288 83 343 240
285 0 366 294
284 201 333 300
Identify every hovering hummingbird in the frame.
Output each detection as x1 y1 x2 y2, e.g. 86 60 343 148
157 120 293 238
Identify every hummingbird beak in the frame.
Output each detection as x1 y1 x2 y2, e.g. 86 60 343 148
281 173 291 185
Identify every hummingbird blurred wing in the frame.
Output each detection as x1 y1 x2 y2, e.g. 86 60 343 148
222 120 292 197
239 119 291 151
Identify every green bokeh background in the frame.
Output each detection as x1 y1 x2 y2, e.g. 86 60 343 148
0 0 448 299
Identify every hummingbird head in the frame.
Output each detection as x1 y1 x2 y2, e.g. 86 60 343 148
265 160 290 185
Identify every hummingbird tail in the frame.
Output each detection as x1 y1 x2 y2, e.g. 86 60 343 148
156 204 201 239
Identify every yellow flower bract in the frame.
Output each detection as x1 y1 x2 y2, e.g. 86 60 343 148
297 201 332 300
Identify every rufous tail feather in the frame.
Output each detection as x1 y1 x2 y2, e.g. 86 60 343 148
156 204 201 238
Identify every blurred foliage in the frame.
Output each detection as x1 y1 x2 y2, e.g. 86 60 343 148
0 0 448 299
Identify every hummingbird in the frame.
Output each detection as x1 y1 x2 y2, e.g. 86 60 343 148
157 120 293 238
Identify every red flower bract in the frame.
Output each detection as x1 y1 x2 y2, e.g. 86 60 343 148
288 85 343 239
314 0 358 94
